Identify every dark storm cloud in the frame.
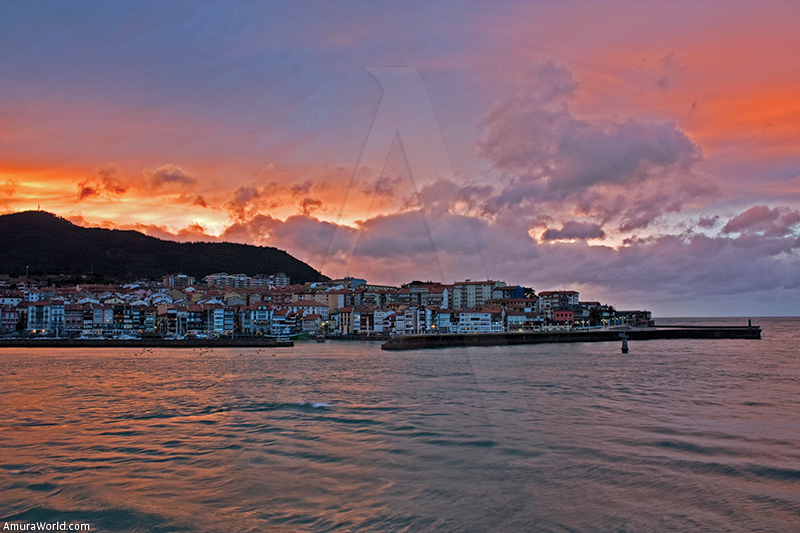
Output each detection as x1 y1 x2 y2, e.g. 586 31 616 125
299 197 325 216
77 185 99 201
697 215 720 229
146 164 197 189
542 221 606 241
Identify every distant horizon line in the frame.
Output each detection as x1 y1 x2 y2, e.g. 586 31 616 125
654 316 797 319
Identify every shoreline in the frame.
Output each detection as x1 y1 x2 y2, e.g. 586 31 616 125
0 325 762 350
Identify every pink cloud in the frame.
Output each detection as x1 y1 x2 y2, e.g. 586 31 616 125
224 208 800 303
723 205 800 237
476 61 717 233
410 179 494 216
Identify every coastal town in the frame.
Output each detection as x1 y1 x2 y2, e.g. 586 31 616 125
0 271 653 339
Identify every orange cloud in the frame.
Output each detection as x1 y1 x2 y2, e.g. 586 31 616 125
76 166 129 202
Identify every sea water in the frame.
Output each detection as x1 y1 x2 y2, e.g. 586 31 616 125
1 317 798 532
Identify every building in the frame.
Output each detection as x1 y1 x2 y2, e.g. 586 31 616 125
26 300 65 335
615 310 653 327
538 290 580 318
336 307 354 334
302 313 322 332
451 280 505 309
0 305 19 334
552 308 574 325
162 273 195 288
251 272 290 287
491 285 525 300
240 304 273 334
455 308 504 333
270 309 300 335
505 311 543 332
330 277 367 288
204 273 251 288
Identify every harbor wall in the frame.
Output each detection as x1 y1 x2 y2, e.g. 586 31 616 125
381 326 761 351
0 337 294 349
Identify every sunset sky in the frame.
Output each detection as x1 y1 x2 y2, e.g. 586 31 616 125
2 1 799 316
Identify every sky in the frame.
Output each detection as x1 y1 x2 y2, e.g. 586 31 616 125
1 1 799 316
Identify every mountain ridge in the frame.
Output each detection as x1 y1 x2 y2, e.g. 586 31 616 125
0 211 329 283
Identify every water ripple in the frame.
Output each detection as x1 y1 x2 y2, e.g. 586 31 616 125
0 317 798 532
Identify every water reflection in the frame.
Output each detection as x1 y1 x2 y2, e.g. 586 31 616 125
1 318 799 531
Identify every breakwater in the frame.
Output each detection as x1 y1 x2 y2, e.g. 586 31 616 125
0 337 294 349
381 325 761 350
324 333 391 341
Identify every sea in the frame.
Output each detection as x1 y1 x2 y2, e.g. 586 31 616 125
1 317 798 532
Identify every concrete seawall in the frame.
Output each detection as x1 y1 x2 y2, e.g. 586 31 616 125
381 326 761 351
0 338 294 349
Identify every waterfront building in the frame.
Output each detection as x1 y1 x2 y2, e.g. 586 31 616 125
455 308 504 334
302 313 322 332
615 310 653 327
0 305 19 333
552 308 575 325
0 272 623 338
336 307 354 334
505 311 543 332
26 300 65 335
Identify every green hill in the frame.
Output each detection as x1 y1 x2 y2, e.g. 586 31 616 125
0 211 329 283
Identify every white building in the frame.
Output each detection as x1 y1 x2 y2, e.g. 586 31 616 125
26 300 65 335
455 309 504 334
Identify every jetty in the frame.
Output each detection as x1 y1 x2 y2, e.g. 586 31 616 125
380 324 761 351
